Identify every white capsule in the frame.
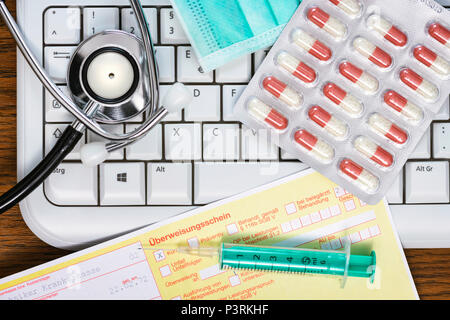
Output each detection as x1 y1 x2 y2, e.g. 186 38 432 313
366 15 407 47
294 130 335 163
354 136 394 167
329 0 361 17
323 83 364 116
384 91 424 123
262 76 303 108
339 62 379 94
400 69 439 101
340 159 379 192
307 7 347 40
368 114 408 145
433 56 450 76
247 98 289 131
292 30 333 61
308 106 348 139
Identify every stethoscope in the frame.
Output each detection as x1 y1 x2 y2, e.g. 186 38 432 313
0 0 192 213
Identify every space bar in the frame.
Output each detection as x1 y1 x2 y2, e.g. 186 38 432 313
194 162 307 204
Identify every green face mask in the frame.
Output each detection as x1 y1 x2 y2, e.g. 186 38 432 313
170 0 301 72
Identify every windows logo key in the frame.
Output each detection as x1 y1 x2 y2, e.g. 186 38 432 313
116 173 127 183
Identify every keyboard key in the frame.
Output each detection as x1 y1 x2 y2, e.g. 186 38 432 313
121 8 158 43
100 163 146 205
177 47 213 82
405 161 449 203
160 9 188 44
386 170 403 204
155 47 175 83
203 124 240 160
435 97 449 120
159 85 182 121
433 123 450 158
83 7 120 39
184 86 221 121
87 125 124 160
409 128 430 159
281 150 298 160
45 86 74 122
165 123 202 160
254 47 271 70
45 124 83 160
223 85 246 121
44 46 77 83
126 124 162 160
45 8 81 44
45 164 97 205
194 162 306 204
216 56 252 83
148 163 192 205
241 126 278 160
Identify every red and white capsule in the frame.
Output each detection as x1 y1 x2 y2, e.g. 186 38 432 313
292 29 333 61
247 98 288 131
413 46 450 77
428 23 450 49
368 113 408 145
328 0 361 18
294 129 334 162
340 159 379 192
323 83 363 116
276 52 317 83
384 90 423 123
354 136 394 168
353 37 392 69
339 61 379 94
400 69 439 101
367 15 407 47
307 7 347 40
308 106 348 139
262 76 302 108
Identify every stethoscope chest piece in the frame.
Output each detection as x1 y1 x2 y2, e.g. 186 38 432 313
67 30 150 123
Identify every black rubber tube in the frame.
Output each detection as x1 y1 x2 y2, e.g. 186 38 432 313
0 125 83 214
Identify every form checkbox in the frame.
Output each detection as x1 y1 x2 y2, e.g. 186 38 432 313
350 232 362 243
226 223 238 235
320 208 331 220
300 215 312 227
330 205 341 217
330 239 342 249
281 222 292 233
321 242 331 250
229 275 241 287
290 218 302 230
285 202 297 215
334 186 346 197
153 249 166 262
360 228 371 240
188 237 199 248
310 212 322 223
369 225 381 237
344 200 356 212
160 265 172 277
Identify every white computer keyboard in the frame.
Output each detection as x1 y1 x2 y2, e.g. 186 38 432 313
16 0 450 249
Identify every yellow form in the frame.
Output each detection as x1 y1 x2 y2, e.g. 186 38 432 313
0 169 417 300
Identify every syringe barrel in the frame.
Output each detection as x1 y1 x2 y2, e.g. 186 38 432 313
220 243 375 280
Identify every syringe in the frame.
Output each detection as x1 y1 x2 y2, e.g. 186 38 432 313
148 242 376 288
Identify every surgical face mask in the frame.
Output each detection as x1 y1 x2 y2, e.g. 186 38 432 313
170 0 301 72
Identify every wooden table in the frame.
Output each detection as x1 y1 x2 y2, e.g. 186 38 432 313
0 0 450 300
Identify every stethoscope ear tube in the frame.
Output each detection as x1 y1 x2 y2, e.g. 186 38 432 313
0 126 83 213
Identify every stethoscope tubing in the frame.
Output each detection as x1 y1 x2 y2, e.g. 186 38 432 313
0 0 163 214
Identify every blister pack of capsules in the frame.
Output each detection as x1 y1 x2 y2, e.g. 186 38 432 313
233 0 450 204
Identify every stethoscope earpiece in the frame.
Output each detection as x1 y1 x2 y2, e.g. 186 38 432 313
0 0 193 214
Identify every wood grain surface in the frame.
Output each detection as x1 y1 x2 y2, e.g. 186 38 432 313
0 0 449 300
